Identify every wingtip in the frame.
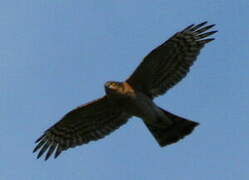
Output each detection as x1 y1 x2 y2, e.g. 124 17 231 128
209 24 216 28
202 24 216 30
44 155 50 161
193 121 200 127
201 38 216 43
183 24 195 31
33 139 46 153
199 21 208 26
212 30 218 34
35 134 45 143
36 151 43 159
183 21 213 32
54 147 62 159
194 21 208 28
33 147 38 153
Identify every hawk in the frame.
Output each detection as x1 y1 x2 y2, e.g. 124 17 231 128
33 22 217 160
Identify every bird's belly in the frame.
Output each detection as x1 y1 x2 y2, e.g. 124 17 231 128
118 95 158 122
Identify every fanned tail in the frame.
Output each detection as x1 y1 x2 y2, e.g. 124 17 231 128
144 108 199 147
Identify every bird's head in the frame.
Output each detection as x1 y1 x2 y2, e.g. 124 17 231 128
104 81 124 95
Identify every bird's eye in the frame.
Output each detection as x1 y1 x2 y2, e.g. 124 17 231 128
109 83 115 88
105 82 115 89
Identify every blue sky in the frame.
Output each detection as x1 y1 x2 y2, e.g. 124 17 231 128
1 0 249 179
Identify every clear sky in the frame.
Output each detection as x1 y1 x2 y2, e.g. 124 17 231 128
1 0 249 180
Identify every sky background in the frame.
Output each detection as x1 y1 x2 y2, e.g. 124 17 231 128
1 0 249 180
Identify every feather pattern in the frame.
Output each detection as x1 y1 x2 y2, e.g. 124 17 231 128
127 22 217 98
33 96 130 160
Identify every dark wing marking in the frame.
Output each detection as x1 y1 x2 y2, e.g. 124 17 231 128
126 22 217 98
33 96 130 160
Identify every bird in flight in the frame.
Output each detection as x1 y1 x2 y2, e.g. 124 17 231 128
33 21 217 160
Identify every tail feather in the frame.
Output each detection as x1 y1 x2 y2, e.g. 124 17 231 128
144 108 199 147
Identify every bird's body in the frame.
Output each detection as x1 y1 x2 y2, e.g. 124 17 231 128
105 81 170 125
33 22 217 160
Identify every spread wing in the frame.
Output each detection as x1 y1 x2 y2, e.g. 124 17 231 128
126 22 217 98
33 96 130 160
